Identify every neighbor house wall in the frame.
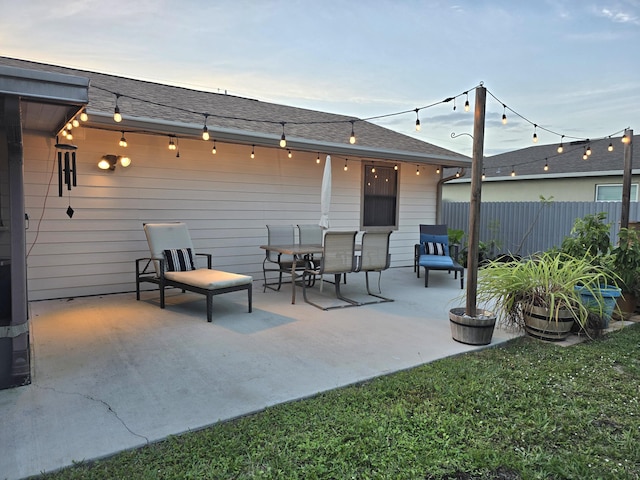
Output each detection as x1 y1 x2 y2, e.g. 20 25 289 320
23 128 438 300
443 175 640 202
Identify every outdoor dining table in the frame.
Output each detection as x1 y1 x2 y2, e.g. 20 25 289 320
259 244 323 304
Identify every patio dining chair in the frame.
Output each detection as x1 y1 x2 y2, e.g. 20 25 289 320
263 224 306 292
302 230 359 310
135 222 252 322
355 230 393 304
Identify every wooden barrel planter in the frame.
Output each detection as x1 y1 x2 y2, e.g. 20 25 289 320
523 304 574 341
449 308 496 345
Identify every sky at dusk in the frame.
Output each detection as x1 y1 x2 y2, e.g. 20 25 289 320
1 0 639 155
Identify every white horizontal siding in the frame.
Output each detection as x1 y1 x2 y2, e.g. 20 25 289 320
23 129 439 300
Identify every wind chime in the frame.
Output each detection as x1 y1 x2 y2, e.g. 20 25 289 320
56 141 78 218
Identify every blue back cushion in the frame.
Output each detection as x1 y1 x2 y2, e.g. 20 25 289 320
419 234 449 256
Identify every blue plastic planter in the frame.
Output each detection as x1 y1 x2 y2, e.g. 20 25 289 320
575 285 622 328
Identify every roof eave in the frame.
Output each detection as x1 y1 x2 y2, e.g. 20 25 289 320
85 111 471 167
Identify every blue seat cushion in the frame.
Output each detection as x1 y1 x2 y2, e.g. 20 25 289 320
419 254 455 269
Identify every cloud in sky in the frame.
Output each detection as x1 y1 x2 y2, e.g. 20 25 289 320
0 0 638 155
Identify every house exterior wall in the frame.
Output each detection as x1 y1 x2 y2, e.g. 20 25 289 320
443 175 640 203
23 129 438 300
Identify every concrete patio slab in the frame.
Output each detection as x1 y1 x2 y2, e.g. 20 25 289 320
1 267 518 479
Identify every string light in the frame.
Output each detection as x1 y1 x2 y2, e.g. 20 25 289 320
532 124 538 143
586 144 592 156
316 153 320 164
482 168 486 180
202 114 210 141
287 149 292 158
113 94 122 122
501 104 507 125
622 133 631 144
344 159 348 171
212 140 217 154
414 108 421 131
80 109 88 122
557 135 564 153
349 120 356 144
455 169 461 178
394 164 398 170
582 147 588 160
250 145 255 159
280 122 287 148
61 129 68 138
119 131 127 147
371 165 376 173
120 156 131 167
436 166 440 174
66 130 73 140
416 165 420 175
72 119 80 128
543 159 549 171
608 138 614 152
511 166 516 177
464 91 470 112
168 136 176 150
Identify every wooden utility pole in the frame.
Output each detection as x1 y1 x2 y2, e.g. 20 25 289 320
621 128 633 229
466 85 486 316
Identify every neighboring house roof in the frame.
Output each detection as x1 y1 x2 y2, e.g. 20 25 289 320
445 135 638 182
0 56 470 167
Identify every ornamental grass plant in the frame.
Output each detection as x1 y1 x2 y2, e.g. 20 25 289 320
34 325 640 480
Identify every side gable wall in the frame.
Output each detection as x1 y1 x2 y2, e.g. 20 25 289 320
24 129 439 300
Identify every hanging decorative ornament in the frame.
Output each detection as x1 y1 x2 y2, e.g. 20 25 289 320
55 141 78 218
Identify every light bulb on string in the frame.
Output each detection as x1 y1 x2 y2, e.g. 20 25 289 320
414 108 421 131
416 165 420 176
608 138 614 152
511 166 516 177
544 159 549 171
316 153 320 164
201 114 210 141
280 122 287 148
250 145 255 159
344 159 348 171
482 168 486 180
113 94 122 122
66 122 73 131
586 144 592 156
80 109 88 122
464 91 470 112
371 165 376 173
72 119 80 128
61 129 68 138
394 164 398 170
66 131 73 140
455 169 461 178
349 120 356 144
287 149 292 158
582 148 588 160
212 140 217 154
119 131 127 147
532 124 538 143
557 135 564 153
501 104 507 125
168 136 176 150
436 166 440 174
622 133 630 144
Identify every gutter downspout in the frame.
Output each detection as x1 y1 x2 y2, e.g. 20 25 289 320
436 168 466 224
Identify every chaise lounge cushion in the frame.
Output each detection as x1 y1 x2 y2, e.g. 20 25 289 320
418 254 455 269
165 269 253 290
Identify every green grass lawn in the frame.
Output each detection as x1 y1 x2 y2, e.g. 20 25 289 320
36 324 640 480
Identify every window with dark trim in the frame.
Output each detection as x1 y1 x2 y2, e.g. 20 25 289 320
363 164 398 227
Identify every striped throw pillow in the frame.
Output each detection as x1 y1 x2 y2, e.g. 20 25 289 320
424 242 447 256
163 248 196 271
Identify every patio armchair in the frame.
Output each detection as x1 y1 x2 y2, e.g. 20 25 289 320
355 230 393 304
416 224 464 289
136 222 252 322
302 230 359 310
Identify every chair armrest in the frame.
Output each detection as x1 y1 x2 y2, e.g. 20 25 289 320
195 252 212 269
450 244 459 262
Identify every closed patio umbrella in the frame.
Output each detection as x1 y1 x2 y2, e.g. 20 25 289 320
319 155 331 229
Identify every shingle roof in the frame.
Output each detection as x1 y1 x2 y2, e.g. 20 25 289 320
0 56 469 165
445 134 638 180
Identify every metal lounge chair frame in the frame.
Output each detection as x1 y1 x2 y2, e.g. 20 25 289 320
415 224 464 289
136 222 252 322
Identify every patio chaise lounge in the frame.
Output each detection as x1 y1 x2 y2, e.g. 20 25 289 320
416 224 464 289
136 222 253 322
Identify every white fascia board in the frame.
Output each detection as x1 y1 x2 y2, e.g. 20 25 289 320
446 169 640 184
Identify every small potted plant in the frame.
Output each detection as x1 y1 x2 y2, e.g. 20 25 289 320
476 251 613 341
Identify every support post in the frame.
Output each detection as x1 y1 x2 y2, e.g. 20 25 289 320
466 86 486 316
621 128 633 230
